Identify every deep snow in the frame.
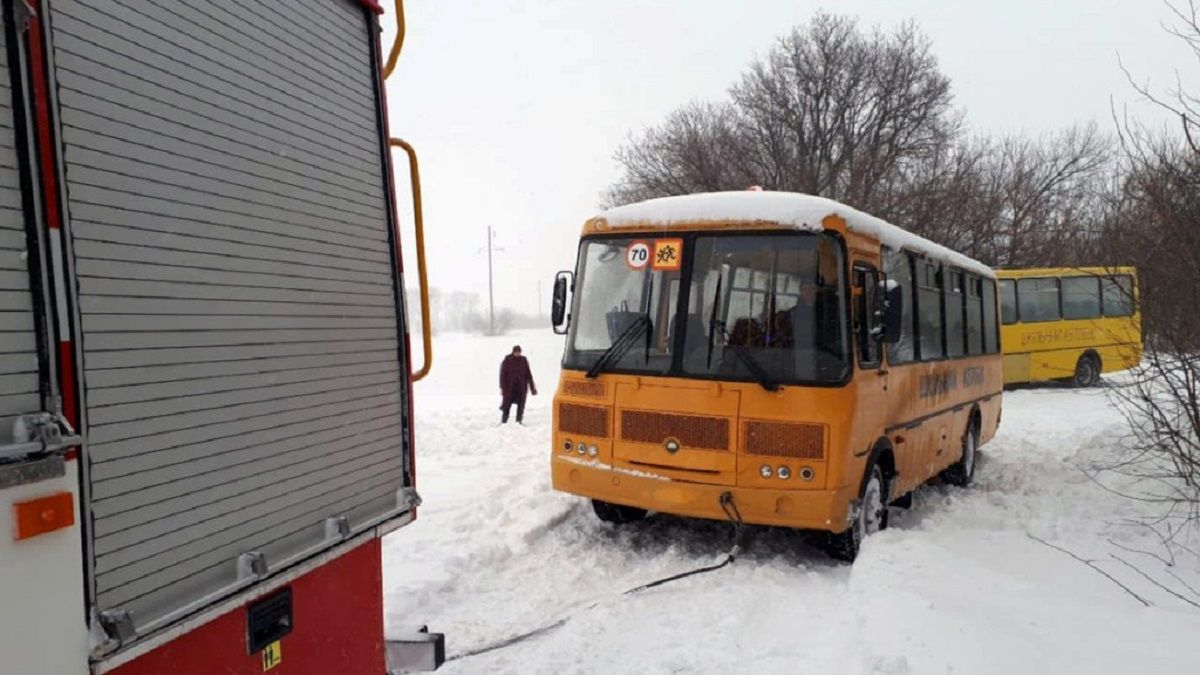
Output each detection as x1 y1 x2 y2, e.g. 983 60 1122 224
383 329 1200 674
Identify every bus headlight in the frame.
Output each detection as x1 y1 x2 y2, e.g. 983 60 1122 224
799 466 814 481
777 466 792 480
577 442 587 455
587 444 599 457
759 464 773 479
563 439 573 452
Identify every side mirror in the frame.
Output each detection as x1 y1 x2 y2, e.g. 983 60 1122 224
551 271 573 335
879 281 903 344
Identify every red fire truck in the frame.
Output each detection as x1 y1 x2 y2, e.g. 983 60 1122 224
0 0 436 673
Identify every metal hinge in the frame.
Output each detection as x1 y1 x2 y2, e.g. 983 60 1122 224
397 487 422 512
92 609 136 657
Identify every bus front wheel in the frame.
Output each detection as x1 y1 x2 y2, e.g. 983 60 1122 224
591 499 647 524
1072 354 1101 387
826 462 887 562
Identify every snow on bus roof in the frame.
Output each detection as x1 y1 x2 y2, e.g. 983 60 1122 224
596 191 994 277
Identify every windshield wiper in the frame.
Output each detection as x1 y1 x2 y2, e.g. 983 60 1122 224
708 320 780 392
586 314 651 379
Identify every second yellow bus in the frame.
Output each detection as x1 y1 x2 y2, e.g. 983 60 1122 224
996 267 1142 387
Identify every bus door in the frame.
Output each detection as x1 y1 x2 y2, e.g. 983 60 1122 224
851 263 887 457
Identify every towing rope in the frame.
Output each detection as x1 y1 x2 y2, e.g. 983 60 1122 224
445 492 746 664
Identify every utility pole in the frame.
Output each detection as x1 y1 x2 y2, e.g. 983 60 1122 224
487 226 495 335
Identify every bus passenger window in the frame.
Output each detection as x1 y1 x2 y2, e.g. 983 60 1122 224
1017 278 1061 323
917 262 944 359
1101 275 1135 317
1061 277 1101 320
883 248 916 364
966 276 983 355
999 279 1017 325
945 270 966 358
982 278 1000 354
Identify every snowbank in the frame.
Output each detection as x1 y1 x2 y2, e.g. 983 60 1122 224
384 330 1200 674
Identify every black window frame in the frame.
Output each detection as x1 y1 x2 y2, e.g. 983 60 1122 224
916 259 945 361
562 230 854 388
999 279 1017 325
1060 275 1102 321
944 268 967 358
1101 274 1136 317
1016 277 1063 323
853 263 882 369
883 247 918 366
982 277 1000 354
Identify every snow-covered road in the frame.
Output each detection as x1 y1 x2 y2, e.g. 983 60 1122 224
382 330 1200 674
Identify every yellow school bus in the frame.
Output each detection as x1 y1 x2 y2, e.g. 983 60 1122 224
996 267 1142 387
548 191 1003 560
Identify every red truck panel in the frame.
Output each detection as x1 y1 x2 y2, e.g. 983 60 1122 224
110 540 385 675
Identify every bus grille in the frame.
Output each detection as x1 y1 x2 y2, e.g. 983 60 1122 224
559 403 609 438
743 421 824 459
562 380 606 398
620 411 729 451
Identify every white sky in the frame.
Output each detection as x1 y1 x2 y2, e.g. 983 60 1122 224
382 1 1191 317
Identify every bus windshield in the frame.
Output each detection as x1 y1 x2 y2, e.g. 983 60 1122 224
563 232 850 386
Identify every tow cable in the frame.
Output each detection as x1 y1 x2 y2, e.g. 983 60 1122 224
445 492 746 664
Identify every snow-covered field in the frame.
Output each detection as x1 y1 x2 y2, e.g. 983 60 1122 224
382 329 1200 674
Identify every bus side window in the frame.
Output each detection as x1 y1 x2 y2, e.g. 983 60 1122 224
917 261 944 360
883 248 916 364
1101 275 1135 317
1062 276 1101 320
945 269 966 358
966 276 983 355
1017 278 1061 323
982 278 1000 354
853 266 881 367
999 279 1017 325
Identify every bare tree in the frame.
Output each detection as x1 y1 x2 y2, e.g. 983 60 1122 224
605 13 960 212
604 13 1112 270
1092 1 1200 554
604 102 744 206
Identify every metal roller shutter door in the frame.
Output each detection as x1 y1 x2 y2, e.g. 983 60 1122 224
48 0 409 637
0 21 42 432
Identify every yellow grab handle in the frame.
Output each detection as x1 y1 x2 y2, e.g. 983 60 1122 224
383 0 406 79
391 138 432 382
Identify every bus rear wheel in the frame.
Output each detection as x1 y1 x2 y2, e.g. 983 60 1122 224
591 499 647 524
1072 354 1101 387
826 462 887 562
941 417 978 487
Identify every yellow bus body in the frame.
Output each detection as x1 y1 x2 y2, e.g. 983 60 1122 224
996 267 1142 386
552 203 1003 537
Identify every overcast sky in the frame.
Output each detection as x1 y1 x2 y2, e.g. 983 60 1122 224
382 1 1190 317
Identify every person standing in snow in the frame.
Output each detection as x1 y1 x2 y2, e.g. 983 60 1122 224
499 345 537 424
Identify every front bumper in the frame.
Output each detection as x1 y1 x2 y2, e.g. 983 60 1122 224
552 456 855 533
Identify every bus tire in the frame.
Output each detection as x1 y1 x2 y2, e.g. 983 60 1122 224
591 499 647 524
1072 353 1101 387
941 416 979 487
826 461 887 562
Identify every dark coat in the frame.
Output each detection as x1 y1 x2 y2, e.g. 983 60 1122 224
500 354 536 404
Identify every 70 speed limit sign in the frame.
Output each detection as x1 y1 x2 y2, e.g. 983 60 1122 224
626 241 651 269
